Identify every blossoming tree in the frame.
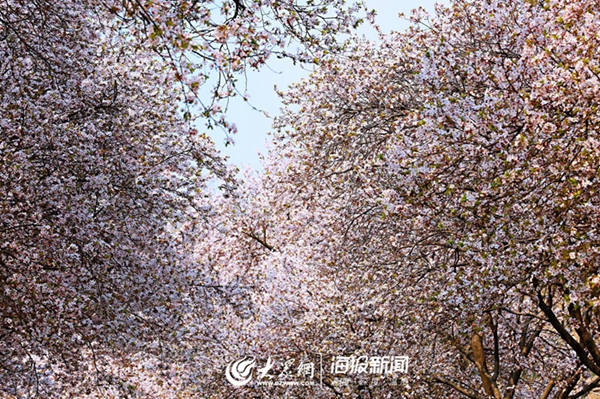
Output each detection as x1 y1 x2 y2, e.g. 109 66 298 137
0 0 364 396
200 0 600 397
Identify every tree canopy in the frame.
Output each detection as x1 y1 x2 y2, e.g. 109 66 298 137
0 0 363 396
203 0 600 397
2 0 600 397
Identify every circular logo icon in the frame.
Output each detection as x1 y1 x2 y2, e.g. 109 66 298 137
225 356 256 387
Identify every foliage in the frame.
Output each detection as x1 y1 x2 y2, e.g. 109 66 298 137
0 0 363 396
204 0 600 397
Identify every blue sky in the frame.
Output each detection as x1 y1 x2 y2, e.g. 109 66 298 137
212 0 442 172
